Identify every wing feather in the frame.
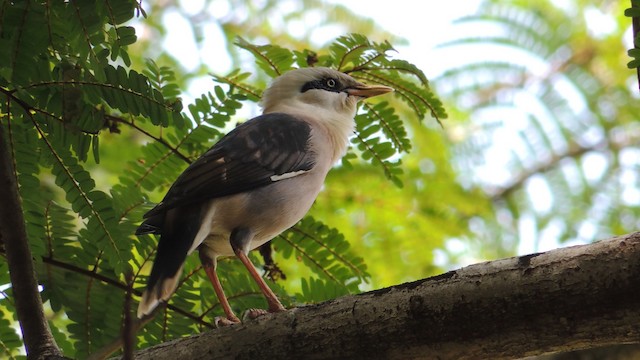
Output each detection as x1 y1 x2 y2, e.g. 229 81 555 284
138 113 316 229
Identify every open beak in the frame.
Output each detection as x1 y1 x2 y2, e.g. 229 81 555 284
346 83 394 99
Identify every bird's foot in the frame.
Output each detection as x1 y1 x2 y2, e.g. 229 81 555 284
242 308 269 321
242 305 287 321
215 316 241 328
216 308 284 326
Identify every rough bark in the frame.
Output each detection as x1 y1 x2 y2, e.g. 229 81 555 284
525 343 640 360
0 124 62 359
128 231 640 360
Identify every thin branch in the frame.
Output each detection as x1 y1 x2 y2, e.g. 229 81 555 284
122 273 134 360
276 234 342 285
34 252 216 328
337 43 370 71
490 130 640 200
355 70 439 123
70 0 100 68
1 245 216 334
210 74 261 99
489 142 597 200
21 80 170 110
0 85 189 165
0 86 101 135
632 0 640 92
351 129 397 181
362 102 407 153
106 115 191 163
0 116 62 358
9 1 29 83
197 290 264 321
31 119 123 263
286 225 367 280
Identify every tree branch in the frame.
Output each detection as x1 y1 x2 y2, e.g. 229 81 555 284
490 129 640 200
0 123 62 359
632 0 640 92
126 232 640 360
490 141 597 200
105 115 191 163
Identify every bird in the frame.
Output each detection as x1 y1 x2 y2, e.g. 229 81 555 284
136 67 393 324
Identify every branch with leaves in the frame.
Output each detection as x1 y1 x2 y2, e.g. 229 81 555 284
627 0 640 91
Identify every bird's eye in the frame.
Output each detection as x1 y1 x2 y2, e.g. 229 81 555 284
326 78 336 88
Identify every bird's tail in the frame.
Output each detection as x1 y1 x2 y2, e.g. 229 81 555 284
136 207 202 318
135 213 163 235
137 266 184 318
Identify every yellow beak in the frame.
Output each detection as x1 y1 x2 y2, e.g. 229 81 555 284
346 83 394 98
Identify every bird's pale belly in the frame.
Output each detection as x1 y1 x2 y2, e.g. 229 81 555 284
194 172 325 259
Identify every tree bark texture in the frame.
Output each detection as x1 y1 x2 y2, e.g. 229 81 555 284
0 124 62 359
129 231 640 360
525 343 640 360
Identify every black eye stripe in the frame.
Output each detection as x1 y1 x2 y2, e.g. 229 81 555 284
301 78 342 93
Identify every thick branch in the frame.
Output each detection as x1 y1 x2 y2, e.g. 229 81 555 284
0 124 62 359
129 232 640 360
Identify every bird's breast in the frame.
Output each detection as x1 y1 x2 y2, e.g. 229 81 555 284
196 169 329 259
195 120 338 260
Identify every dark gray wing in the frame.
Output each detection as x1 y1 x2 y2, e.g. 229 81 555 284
136 112 315 234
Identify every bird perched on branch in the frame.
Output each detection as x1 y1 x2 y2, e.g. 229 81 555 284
136 67 393 324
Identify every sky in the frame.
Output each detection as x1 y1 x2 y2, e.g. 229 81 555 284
155 0 482 97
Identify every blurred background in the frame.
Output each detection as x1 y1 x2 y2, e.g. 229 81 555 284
122 0 639 289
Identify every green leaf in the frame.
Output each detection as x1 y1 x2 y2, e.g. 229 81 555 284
278 216 370 291
624 7 640 17
235 37 295 77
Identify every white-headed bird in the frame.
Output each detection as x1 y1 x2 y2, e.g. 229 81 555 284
136 67 393 324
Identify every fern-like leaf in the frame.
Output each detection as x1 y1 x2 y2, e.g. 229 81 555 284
210 69 262 102
0 310 22 358
234 37 295 77
38 127 129 273
297 277 351 304
277 216 370 291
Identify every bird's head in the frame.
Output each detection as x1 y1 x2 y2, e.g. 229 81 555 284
261 67 393 161
261 67 393 121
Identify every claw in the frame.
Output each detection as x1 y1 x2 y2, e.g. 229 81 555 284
242 308 269 321
215 316 241 327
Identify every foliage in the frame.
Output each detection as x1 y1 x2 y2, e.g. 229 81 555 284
0 1 454 358
626 0 640 70
8 0 636 358
434 0 640 260
219 34 447 186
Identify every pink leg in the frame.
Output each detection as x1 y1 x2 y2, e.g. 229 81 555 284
202 261 240 324
234 249 286 313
